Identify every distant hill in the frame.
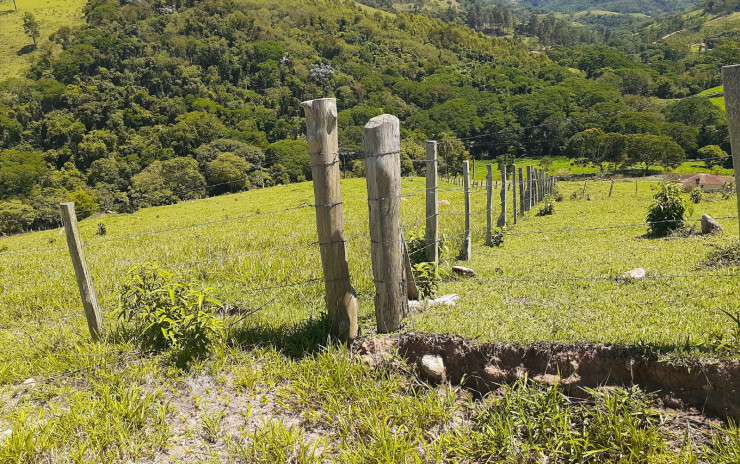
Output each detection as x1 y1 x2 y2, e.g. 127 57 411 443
515 0 698 16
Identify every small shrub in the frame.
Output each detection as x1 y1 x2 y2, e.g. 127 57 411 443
97 222 107 235
689 187 703 204
569 191 578 201
117 263 223 363
646 183 692 237
491 227 504 247
406 230 451 298
703 241 740 269
553 189 564 202
537 196 554 216
722 182 736 200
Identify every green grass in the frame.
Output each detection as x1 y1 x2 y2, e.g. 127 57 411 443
0 0 86 81
701 85 726 112
2 177 740 460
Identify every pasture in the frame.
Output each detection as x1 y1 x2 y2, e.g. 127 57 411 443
1 177 740 461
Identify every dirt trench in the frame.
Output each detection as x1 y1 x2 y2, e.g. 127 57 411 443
359 333 740 420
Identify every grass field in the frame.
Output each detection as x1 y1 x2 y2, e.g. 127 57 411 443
0 0 86 81
469 155 734 181
2 177 740 460
701 85 726 112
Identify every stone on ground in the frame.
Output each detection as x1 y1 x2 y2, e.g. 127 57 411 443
622 268 646 280
701 214 723 235
420 354 446 382
452 266 476 277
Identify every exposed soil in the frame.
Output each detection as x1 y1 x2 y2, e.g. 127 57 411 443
357 333 740 421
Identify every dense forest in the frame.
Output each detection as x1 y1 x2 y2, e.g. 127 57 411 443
0 0 736 233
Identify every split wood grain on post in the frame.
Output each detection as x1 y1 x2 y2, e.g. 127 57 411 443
722 64 740 240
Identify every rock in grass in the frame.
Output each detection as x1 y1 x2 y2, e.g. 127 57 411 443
438 200 450 206
621 268 646 280
701 214 723 235
452 266 476 277
420 355 446 382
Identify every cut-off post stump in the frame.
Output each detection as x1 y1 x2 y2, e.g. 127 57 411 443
60 202 103 341
486 164 493 246
364 114 408 333
425 141 438 264
722 64 740 239
462 160 472 260
497 164 507 228
512 164 518 224
302 98 359 341
518 166 525 216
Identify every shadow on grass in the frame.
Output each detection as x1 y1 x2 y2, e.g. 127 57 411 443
17 44 36 56
227 312 338 359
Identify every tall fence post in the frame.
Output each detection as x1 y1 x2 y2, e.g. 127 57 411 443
364 114 408 333
722 64 740 239
486 164 493 246
609 179 615 197
59 202 103 341
582 180 588 199
528 165 535 210
512 164 518 225
497 164 507 228
518 166 525 216
302 98 359 341
462 160 472 260
635 179 638 196
425 141 438 264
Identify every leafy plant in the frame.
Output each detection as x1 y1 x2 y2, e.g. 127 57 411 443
117 263 224 363
646 183 692 237
689 187 703 204
491 227 504 247
406 230 451 299
722 182 736 200
537 195 555 216
97 222 107 236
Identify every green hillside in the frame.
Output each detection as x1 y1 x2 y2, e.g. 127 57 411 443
0 0 87 81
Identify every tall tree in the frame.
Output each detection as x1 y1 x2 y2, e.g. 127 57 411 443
22 12 40 46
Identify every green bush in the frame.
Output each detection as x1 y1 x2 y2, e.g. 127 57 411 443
646 183 692 237
689 187 703 204
406 230 450 299
537 196 555 216
117 263 223 363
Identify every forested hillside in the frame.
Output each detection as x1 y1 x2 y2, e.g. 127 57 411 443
0 0 733 234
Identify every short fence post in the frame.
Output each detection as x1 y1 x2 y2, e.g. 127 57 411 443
512 164 518 224
497 164 507 228
425 140 438 264
609 179 615 197
722 64 740 239
462 160 472 260
364 114 408 333
59 202 103 341
635 179 638 196
486 164 493 246
582 180 588 199
518 166 525 216
302 98 359 341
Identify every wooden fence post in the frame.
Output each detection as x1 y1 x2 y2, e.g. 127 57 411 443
722 64 740 239
486 164 493 246
518 166 525 216
364 114 408 333
302 98 359 341
60 202 103 341
528 165 535 210
609 179 615 197
425 141 438 264
635 179 638 196
497 164 507 228
462 160 472 260
512 164 518 224
582 180 588 199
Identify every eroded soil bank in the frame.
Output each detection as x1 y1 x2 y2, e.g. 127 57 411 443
358 333 740 420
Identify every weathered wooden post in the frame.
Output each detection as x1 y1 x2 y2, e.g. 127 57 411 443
425 141 438 264
364 114 408 333
60 202 103 341
518 166 525 216
512 164 518 224
722 64 740 239
302 98 359 341
582 180 588 199
486 164 493 246
497 164 507 228
635 179 638 196
609 179 615 197
528 165 535 209
462 160 472 260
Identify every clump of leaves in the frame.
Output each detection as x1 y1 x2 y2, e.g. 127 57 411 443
97 222 107 235
689 187 703 204
722 182 736 200
553 188 564 202
646 183 692 237
117 263 223 364
537 196 555 216
703 241 740 269
491 227 504 247
406 230 450 298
